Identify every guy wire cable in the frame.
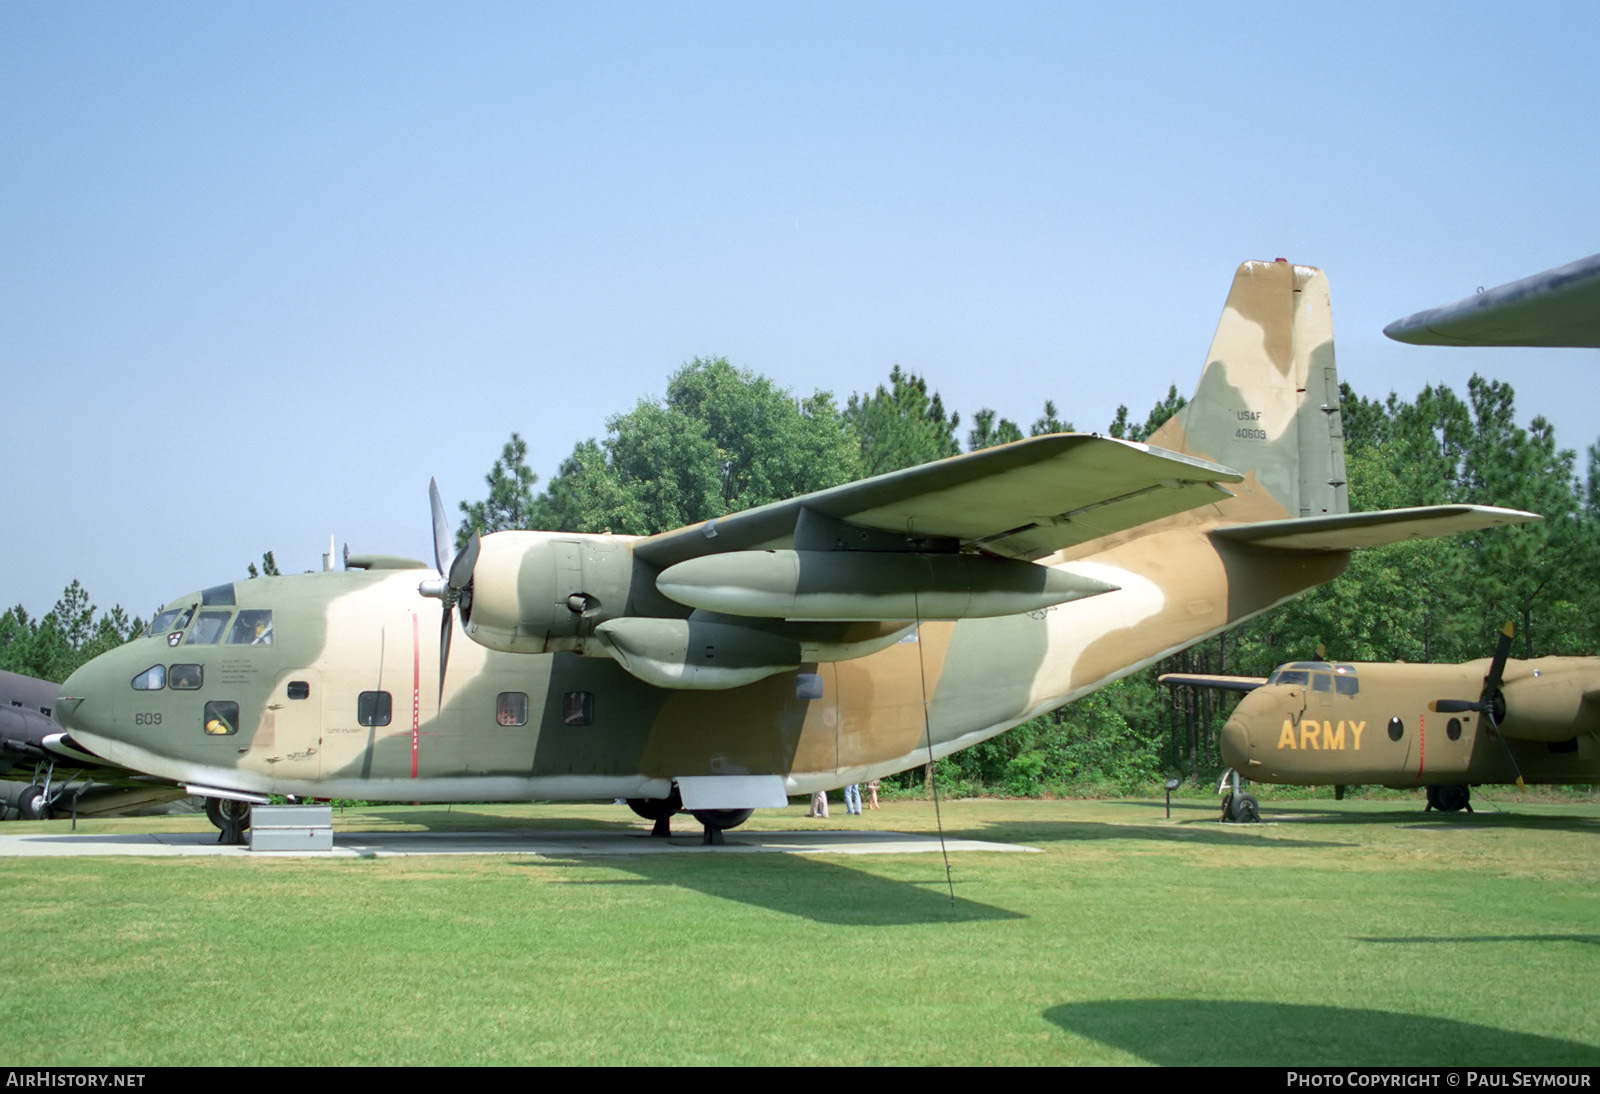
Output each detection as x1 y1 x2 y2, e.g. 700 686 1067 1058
913 583 957 907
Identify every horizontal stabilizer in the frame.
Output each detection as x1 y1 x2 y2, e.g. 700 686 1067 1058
1158 673 1267 694
637 434 1242 566
1211 505 1538 551
1384 253 1600 348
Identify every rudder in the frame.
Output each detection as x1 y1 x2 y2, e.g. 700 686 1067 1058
1147 259 1348 521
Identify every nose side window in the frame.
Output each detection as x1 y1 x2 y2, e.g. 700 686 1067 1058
131 665 166 690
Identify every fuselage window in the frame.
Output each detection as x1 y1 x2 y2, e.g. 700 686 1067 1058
563 691 593 727
287 681 310 700
358 691 393 727
204 701 239 736
187 611 232 645
227 610 274 646
1447 717 1462 741
169 664 203 690
132 665 166 691
497 692 528 726
1388 717 1404 741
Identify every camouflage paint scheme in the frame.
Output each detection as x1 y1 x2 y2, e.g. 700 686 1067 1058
1181 656 1600 790
54 262 1537 810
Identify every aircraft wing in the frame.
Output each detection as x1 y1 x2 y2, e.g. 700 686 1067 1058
1158 673 1268 693
1383 253 1600 348
634 433 1243 566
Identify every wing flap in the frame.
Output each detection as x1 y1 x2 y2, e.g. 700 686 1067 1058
635 434 1242 566
1211 505 1539 551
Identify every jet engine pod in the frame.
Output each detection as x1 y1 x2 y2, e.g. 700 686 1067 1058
595 617 802 690
462 531 635 654
655 550 1117 621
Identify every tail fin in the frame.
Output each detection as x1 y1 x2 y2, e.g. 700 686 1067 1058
1147 259 1348 521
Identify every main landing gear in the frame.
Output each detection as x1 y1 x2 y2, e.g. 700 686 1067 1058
205 797 252 845
1425 785 1473 813
625 789 754 844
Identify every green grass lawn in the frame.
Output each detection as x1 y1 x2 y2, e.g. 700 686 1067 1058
2 793 1596 1066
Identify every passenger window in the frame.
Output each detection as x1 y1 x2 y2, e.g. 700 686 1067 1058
169 664 203 690
186 611 232 645
287 681 310 700
563 691 593 726
358 691 392 727
203 701 239 735
496 692 528 726
1447 718 1462 741
1388 717 1404 741
227 610 274 645
132 665 166 691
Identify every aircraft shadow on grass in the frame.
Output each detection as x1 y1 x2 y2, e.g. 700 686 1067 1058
1356 933 1600 946
514 852 1023 926
1045 999 1600 1066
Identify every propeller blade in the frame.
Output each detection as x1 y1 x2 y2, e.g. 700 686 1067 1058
429 478 452 577
1430 699 1484 713
1483 621 1514 700
439 602 453 706
449 533 480 592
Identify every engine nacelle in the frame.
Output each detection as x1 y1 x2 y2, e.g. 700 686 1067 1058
462 531 639 654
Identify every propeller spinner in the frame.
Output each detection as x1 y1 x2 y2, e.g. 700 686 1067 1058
418 479 480 703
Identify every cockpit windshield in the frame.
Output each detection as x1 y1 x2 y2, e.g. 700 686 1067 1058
1268 660 1360 695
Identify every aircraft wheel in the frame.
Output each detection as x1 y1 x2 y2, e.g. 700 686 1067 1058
625 789 683 822
1229 792 1261 824
690 808 753 831
205 797 251 844
17 785 50 821
1435 785 1471 813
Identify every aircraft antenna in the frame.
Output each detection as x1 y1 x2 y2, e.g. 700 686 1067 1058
912 585 957 908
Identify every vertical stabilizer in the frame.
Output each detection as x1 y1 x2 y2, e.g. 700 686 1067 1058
1148 260 1348 520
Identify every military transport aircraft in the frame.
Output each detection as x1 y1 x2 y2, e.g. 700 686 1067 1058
1 668 187 819
1384 252 1600 348
1162 626 1599 819
52 260 1538 842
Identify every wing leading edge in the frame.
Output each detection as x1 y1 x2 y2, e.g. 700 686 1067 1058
634 433 1243 568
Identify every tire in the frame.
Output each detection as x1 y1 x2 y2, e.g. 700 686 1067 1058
1435 785 1470 813
626 788 683 822
690 808 754 831
18 785 50 821
1231 792 1261 824
204 797 252 832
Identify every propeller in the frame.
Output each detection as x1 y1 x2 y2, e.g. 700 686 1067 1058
418 479 480 704
1430 622 1524 790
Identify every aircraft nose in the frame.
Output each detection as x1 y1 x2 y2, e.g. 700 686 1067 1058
1219 716 1251 769
56 659 109 737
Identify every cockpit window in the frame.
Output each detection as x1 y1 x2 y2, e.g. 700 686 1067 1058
1335 674 1359 696
186 611 232 645
145 609 184 637
1312 672 1332 692
132 665 166 690
226 610 274 646
200 584 236 606
170 664 203 690
1269 668 1309 686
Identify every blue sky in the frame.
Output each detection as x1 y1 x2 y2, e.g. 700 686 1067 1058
4 1 1597 620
